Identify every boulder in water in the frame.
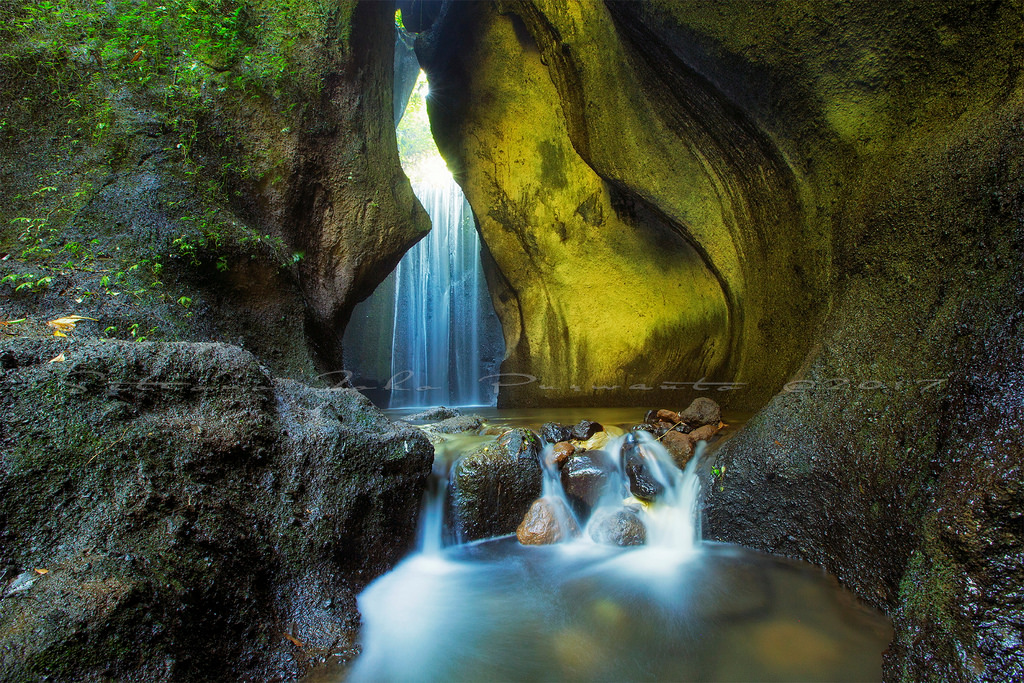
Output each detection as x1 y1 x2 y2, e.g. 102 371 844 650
571 420 603 441
516 498 580 545
621 434 665 503
446 428 543 542
421 414 483 435
588 507 647 546
405 406 463 421
663 422 723 469
541 422 574 443
497 427 543 459
561 452 615 517
677 397 721 429
552 441 575 467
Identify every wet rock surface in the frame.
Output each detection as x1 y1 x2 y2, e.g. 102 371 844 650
405 406 463 421
420 414 484 436
589 507 647 547
516 498 580 545
560 452 615 517
446 428 543 543
621 434 665 503
677 398 722 430
663 423 723 469
552 441 575 467
0 339 433 682
541 422 574 444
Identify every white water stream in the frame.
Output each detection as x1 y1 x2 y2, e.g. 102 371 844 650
341 427 891 682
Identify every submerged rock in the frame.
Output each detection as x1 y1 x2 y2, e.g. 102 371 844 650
516 498 580 545
405 406 463 421
446 428 543 543
589 507 647 546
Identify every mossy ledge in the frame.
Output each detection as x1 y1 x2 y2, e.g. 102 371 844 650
0 0 428 379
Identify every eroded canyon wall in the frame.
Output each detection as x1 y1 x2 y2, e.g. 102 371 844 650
416 0 824 408
411 1 1024 679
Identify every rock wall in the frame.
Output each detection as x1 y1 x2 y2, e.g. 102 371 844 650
415 0 826 408
0 338 432 681
0 0 428 380
411 0 1024 679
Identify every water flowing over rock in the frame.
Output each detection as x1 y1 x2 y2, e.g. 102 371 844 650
412 4 1024 673
516 498 580 545
343 177 504 408
445 429 543 542
560 452 615 517
588 507 648 547
621 434 666 503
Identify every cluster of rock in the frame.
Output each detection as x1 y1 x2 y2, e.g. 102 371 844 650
516 399 725 547
405 399 724 550
634 397 724 468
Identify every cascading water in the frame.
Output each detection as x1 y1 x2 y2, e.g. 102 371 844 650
342 425 892 682
389 179 496 408
340 67 503 409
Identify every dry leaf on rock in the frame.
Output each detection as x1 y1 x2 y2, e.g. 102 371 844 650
46 315 97 336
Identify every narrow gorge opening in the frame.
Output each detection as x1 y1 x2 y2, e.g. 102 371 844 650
342 68 504 408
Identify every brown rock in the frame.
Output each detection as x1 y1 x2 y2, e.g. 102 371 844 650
678 397 722 428
553 441 575 467
663 422 722 469
517 498 580 545
689 423 720 442
662 430 697 468
588 507 647 546
656 408 680 423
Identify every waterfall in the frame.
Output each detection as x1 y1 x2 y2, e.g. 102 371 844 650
389 178 496 408
341 176 503 408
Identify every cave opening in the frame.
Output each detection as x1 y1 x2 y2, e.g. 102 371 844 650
341 66 504 408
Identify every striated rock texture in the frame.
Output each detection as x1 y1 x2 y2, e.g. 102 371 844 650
0 338 432 681
412 1 1024 680
414 0 822 408
0 0 428 380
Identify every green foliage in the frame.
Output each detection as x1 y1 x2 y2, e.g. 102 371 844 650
396 70 451 185
1 272 52 293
